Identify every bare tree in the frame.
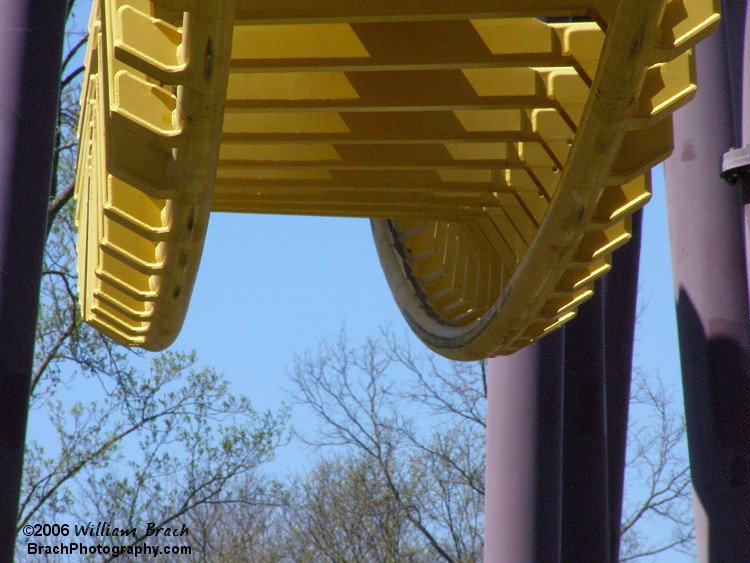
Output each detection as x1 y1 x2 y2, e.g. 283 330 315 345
179 328 485 562
173 478 287 563
20 350 286 557
282 452 428 562
288 329 486 563
285 329 691 563
18 4 288 559
620 369 694 560
41 5 692 561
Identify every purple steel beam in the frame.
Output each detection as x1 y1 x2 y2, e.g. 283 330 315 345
483 217 640 563
665 18 750 561
0 0 66 559
605 209 643 561
561 284 609 561
742 0 750 150
722 0 745 144
741 0 750 315
484 330 565 562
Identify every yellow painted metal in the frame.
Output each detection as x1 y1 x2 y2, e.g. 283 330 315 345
75 0 719 357
75 0 235 350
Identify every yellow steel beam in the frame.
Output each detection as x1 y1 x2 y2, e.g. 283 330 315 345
75 0 719 357
233 0 612 26
75 0 235 350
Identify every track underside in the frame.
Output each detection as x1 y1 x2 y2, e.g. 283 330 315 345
75 0 719 358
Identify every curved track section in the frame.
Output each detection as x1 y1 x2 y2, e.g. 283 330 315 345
76 0 718 358
76 0 234 350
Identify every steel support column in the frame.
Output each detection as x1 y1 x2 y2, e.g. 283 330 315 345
0 1 66 559
484 330 565 562
665 19 750 561
740 0 750 319
561 285 609 561
605 210 643 562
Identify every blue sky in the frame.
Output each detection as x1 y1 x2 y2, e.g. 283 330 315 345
62 3 684 454
167 163 688 563
169 163 684 477
59 3 688 554
161 159 691 563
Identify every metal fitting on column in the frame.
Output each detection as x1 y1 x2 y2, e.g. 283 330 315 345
721 146 750 202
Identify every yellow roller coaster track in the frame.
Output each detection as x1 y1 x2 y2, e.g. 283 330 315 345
75 0 719 358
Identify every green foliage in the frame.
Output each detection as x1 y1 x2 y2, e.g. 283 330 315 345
23 218 288 557
18 5 287 559
282 452 429 562
21 4 693 560
22 325 287 557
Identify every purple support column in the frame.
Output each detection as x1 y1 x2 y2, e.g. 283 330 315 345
740 1 750 307
665 18 750 561
721 0 745 140
605 210 642 561
484 330 564 562
0 1 66 559
561 284 609 561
